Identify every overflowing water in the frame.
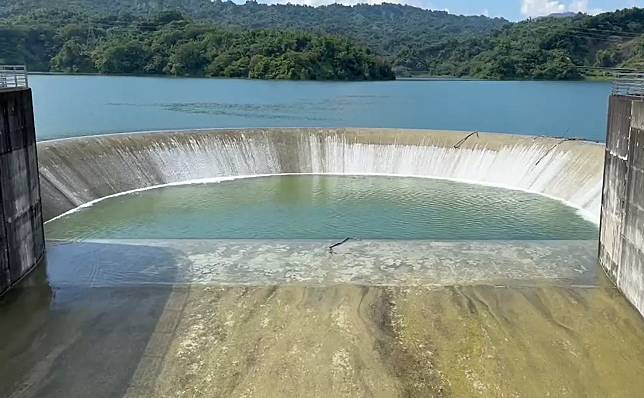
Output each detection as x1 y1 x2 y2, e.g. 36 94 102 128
6 130 642 397
38 130 604 222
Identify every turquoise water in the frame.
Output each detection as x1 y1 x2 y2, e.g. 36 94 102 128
30 75 611 141
45 175 598 241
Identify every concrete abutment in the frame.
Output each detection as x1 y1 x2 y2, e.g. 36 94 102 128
600 95 644 316
0 88 45 295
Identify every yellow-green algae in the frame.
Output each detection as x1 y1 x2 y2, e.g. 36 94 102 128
126 279 644 397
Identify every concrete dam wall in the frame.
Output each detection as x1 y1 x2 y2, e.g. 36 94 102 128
37 129 605 223
600 96 644 317
0 88 45 294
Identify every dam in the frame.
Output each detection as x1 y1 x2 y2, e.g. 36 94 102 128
1 85 644 395
0 85 44 295
2 126 643 397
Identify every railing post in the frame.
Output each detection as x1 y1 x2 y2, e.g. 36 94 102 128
613 72 644 97
0 65 28 89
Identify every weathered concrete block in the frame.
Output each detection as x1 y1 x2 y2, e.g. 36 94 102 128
0 188 9 293
600 96 644 317
606 96 632 157
0 88 44 294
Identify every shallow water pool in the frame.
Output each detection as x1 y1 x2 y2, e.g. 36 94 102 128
45 175 598 241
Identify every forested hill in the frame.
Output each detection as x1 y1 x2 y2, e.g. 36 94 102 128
411 8 644 80
0 1 642 80
0 0 510 60
0 11 395 80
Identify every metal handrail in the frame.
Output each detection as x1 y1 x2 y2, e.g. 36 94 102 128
0 65 28 89
613 72 644 97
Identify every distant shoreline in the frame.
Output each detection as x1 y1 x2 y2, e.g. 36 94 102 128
26 71 395 82
27 72 613 83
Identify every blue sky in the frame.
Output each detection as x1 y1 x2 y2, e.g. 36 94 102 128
246 0 643 21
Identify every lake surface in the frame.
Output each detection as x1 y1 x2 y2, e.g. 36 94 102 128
46 175 597 241
29 75 612 141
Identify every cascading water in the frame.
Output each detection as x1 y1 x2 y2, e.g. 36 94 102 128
37 129 605 222
37 129 605 288
7 129 642 398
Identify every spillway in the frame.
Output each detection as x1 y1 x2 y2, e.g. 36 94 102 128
37 128 605 222
4 127 644 398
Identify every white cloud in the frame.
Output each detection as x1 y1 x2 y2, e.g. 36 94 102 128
521 0 566 17
568 0 603 15
521 0 604 17
265 0 405 6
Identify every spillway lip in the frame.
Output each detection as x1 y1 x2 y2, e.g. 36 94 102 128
37 127 606 145
43 172 600 226
38 128 605 227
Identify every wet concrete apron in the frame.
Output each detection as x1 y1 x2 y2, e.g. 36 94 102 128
1 242 644 398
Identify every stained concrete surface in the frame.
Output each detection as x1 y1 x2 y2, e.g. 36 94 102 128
600 95 644 316
44 239 600 287
1 240 644 398
134 283 644 398
0 88 45 294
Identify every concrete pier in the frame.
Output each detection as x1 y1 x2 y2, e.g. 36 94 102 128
600 95 644 317
0 88 45 294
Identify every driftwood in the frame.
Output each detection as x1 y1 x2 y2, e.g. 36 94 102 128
329 237 352 254
453 131 479 149
535 138 572 166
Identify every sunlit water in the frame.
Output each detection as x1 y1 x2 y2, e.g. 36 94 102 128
29 75 611 140
45 175 597 241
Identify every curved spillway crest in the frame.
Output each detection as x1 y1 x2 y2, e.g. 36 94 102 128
37 129 605 223
38 129 603 287
14 128 644 398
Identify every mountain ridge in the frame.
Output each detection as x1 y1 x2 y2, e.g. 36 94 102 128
1 1 642 79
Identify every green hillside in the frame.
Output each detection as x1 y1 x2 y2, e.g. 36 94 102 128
405 8 644 79
0 1 642 80
0 11 394 80
0 0 509 67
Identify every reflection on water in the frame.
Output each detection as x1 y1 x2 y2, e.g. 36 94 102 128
29 75 611 140
0 256 177 398
45 176 598 241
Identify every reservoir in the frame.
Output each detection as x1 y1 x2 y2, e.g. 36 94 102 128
29 75 612 141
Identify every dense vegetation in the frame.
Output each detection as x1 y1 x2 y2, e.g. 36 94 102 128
0 11 394 80
0 0 642 80
0 0 509 60
403 8 644 80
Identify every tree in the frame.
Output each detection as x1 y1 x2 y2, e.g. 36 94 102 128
50 40 95 72
167 41 208 75
93 40 150 73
